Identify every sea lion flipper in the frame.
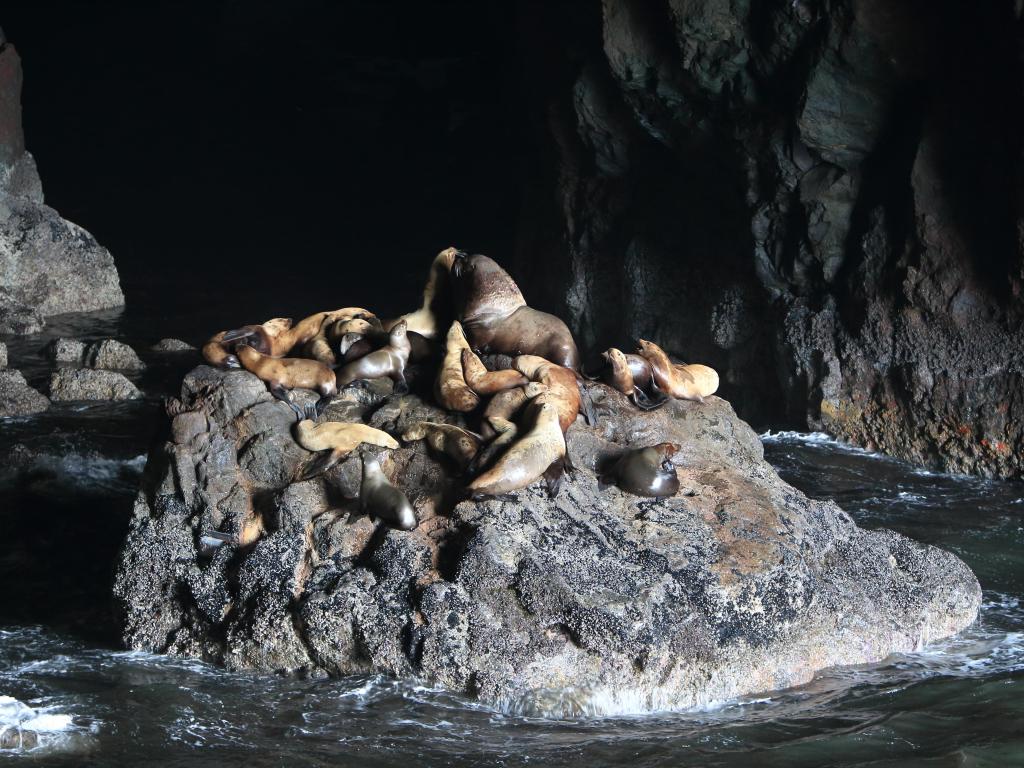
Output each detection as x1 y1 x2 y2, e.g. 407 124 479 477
298 449 340 481
270 383 306 421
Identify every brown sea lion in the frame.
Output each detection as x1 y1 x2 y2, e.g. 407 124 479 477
479 385 531 440
402 421 482 472
599 442 680 497
338 331 375 363
225 308 376 357
361 454 418 530
466 401 565 497
335 320 411 392
636 340 719 402
460 347 529 395
514 354 581 435
236 343 337 419
294 418 399 479
449 252 580 370
382 247 459 338
600 348 668 410
202 331 242 369
435 321 480 412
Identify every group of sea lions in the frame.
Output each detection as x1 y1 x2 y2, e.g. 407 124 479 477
199 247 719 532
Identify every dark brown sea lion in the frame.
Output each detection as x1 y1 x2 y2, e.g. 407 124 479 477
449 252 580 370
335 320 412 392
236 343 337 419
361 454 417 530
599 442 680 497
636 340 719 403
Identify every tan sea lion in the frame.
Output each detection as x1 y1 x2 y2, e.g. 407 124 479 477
335 320 412 392
225 308 376 357
599 442 680 497
514 354 581 434
460 347 528 395
402 421 482 472
466 401 566 497
382 247 459 338
237 343 337 419
636 340 719 402
294 418 399 479
479 385 531 440
361 454 417 530
202 330 242 369
449 252 580 369
435 321 480 412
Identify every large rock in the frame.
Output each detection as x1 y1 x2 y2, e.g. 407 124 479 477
113 367 980 715
0 39 122 331
0 368 48 416
49 368 140 401
84 339 145 370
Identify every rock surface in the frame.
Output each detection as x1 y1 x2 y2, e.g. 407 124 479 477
0 38 123 332
0 368 48 416
513 0 1024 479
113 366 980 715
84 339 145 370
0 341 6 368
46 338 87 365
49 368 140 401
152 338 196 353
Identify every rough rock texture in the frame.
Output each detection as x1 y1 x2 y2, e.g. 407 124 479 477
0 38 122 331
113 366 980 714
512 0 1024 478
49 368 140 401
0 340 6 368
0 368 48 416
46 338 86 365
84 339 145 370
152 338 196 353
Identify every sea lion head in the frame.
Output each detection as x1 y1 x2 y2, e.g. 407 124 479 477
263 317 294 335
449 253 527 322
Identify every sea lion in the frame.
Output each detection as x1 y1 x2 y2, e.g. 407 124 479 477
360 454 418 530
435 321 480 412
479 385 531 440
600 348 667 410
599 443 680 497
333 320 434 363
225 308 376 357
460 347 528 395
449 252 581 369
469 382 549 474
402 421 482 472
202 330 241 369
382 247 459 338
636 340 719 402
327 317 379 345
335 320 412 392
514 354 581 434
294 418 399 479
466 401 566 497
338 331 375 363
236 343 337 419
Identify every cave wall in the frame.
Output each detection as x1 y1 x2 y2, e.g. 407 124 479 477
513 0 1024 479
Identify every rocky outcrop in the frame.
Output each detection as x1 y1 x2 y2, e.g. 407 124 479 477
513 0 1024 478
47 338 145 370
49 368 140 401
0 367 48 416
113 366 980 715
151 338 196 353
0 34 122 332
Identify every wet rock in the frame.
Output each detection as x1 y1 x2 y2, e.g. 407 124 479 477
114 366 981 714
0 368 48 416
46 337 86 364
151 338 196 353
0 727 38 750
49 368 140 401
0 38 123 332
0 340 6 368
84 339 145 370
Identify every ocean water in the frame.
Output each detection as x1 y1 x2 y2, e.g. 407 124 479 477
1 310 1022 767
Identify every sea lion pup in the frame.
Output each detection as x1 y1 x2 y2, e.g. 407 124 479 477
382 246 459 339
335 320 412 392
202 331 242 369
236 343 337 419
600 348 668 410
636 339 719 402
225 308 376 357
599 442 680 497
360 454 418 530
448 251 581 370
402 421 482 472
435 321 480 412
293 418 399 479
466 400 565 497
460 347 529 395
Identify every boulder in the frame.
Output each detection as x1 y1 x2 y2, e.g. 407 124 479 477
0 368 48 416
113 366 981 715
49 368 140 401
151 338 196 353
84 339 145 370
46 338 87 365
